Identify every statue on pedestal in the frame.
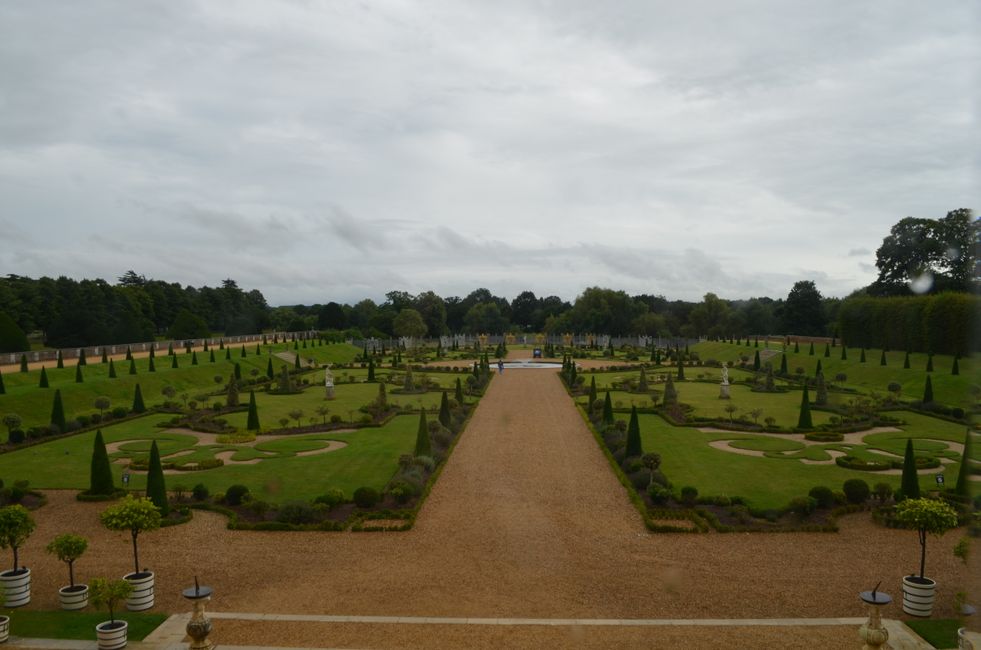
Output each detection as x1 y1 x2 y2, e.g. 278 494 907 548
719 362 730 399
324 365 335 400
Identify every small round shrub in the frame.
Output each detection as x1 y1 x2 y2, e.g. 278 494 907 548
629 468 651 490
191 483 210 501
842 478 870 504
111 406 128 418
8 430 25 445
389 486 411 505
412 456 435 472
314 488 346 509
648 484 672 505
650 470 671 489
832 489 847 505
353 486 379 508
808 486 835 508
330 415 343 423
788 496 817 518
224 484 250 506
873 482 893 503
680 486 698 507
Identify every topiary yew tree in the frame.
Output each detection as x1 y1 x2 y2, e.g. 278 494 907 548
438 391 451 428
625 406 643 457
50 388 66 432
893 498 959 579
246 391 260 430
797 384 812 429
414 409 431 457
0 504 35 572
145 441 168 516
602 391 614 424
89 429 115 495
100 496 161 576
901 438 921 500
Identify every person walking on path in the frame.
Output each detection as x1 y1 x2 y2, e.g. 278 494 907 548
497 359 504 374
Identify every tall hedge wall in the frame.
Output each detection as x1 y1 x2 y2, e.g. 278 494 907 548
838 293 980 355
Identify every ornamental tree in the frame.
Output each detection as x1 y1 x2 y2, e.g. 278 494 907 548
414 409 431 457
145 441 169 516
89 577 132 625
89 430 115 496
100 496 161 576
0 504 36 571
46 533 88 587
625 406 643 457
901 438 921 500
893 498 959 579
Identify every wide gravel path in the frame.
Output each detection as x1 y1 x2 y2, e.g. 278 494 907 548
18 355 976 647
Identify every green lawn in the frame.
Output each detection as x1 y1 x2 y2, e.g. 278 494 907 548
633 412 972 510
691 342 976 407
4 610 168 641
0 412 423 502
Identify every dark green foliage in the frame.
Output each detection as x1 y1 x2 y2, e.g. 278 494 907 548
778 354 787 375
191 352 198 366
50 388 66 431
808 486 834 508
128 358 137 375
191 484 209 501
815 372 827 406
414 409 432 457
225 348 231 361
793 341 799 353
952 356 959 375
167 308 210 340
234 362 242 380
367 357 375 381
209 350 215 363
219 339 225 350
20 354 28 373
108 359 117 378
266 357 274 380
240 345 246 358
39 366 49 388
954 430 972 496
842 479 870 504
879 350 886 366
903 351 910 369
859 348 866 363
224 484 249 506
808 342 814 355
76 348 86 366
353 487 379 508
246 391 260 431
588 376 597 406
815 359 822 376
0 368 5 394
602 391 614 424
294 353 301 370
89 430 115 495
167 342 174 356
57 350 64 369
753 350 760 371
438 391 451 427
638 368 648 392
797 384 812 429
901 439 921 499
625 406 643 457
840 346 847 361
125 346 133 361
132 384 146 413
147 355 155 372
171 355 178 369
677 354 685 380
663 374 678 405
922 375 933 403
0 311 29 353
145 441 169 516
824 343 830 358
75 364 83 383
455 377 464 404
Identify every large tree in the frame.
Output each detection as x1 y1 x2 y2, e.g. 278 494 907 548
872 209 978 294
782 281 826 336
392 308 427 339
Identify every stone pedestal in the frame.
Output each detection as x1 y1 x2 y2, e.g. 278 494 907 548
859 589 891 650
185 595 214 650
719 383 730 399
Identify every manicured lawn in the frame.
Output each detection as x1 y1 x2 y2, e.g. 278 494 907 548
633 412 971 510
4 610 168 641
905 619 965 649
0 413 422 501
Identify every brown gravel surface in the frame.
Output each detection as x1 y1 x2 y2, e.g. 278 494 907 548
17 357 978 647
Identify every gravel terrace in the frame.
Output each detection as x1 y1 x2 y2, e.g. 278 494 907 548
17 350 977 647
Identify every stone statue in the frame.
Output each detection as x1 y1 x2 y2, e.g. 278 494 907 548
721 362 729 385
324 365 335 400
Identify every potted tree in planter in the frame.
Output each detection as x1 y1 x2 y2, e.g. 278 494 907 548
893 497 959 616
99 496 161 611
0 505 35 608
46 533 89 610
90 577 133 650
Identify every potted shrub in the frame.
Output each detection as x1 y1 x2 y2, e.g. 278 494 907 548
46 533 89 610
90 577 133 649
99 496 161 611
893 497 959 617
0 505 35 608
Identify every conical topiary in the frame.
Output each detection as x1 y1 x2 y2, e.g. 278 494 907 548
294 353 301 370
132 384 146 413
880 350 886 366
677 354 685 380
796 384 812 429
954 430 972 497
602 391 614 424
234 362 242 380
840 346 847 361
77 349 87 366
455 377 464 404
209 350 215 363
808 342 814 355
20 354 28 372
39 366 49 388
926 354 933 372
191 351 198 366
753 351 761 371
50 388 67 431
75 364 83 383
246 391 260 431
57 350 64 369
439 391 451 427
108 358 117 378
101 349 108 364
779 354 788 376
88 429 115 495
225 348 231 361
860 348 866 363
125 346 133 361
815 359 823 376
901 438 920 499
588 376 597 406
903 351 910 369
0 368 5 395
368 358 375 381
922 376 933 404
240 345 246 358
171 355 178 369
794 341 799 353
129 358 137 375
824 343 830 358
145 440 169 516
148 355 155 372
952 356 960 376
414 409 431 457
625 406 642 457
266 357 274 380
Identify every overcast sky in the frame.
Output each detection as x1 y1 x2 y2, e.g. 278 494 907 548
1 1 977 306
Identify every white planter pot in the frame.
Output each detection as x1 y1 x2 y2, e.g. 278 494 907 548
124 571 154 611
902 575 936 617
0 615 8 643
96 620 128 650
0 568 31 608
59 584 89 611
